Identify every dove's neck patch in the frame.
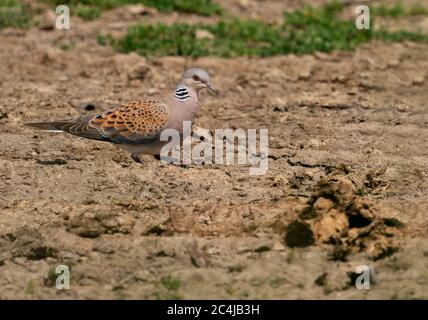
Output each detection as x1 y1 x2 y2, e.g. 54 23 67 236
174 87 190 101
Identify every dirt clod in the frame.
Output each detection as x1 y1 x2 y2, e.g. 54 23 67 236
67 210 135 238
293 179 403 261
10 228 56 260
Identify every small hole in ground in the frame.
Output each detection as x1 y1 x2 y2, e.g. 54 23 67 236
285 220 315 248
348 213 372 228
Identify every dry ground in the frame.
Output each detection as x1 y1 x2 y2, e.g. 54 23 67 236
0 0 428 299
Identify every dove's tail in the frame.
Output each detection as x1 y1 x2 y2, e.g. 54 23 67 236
25 121 109 141
25 122 65 132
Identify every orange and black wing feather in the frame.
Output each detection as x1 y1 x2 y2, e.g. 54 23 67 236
89 100 168 144
26 100 169 145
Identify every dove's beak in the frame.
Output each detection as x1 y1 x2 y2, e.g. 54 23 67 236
206 83 219 96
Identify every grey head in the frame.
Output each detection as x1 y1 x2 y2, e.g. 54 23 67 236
177 68 218 96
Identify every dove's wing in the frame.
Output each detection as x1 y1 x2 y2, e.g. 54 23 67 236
26 100 169 145
89 100 169 144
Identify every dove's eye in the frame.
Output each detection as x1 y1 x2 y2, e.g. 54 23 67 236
192 75 200 81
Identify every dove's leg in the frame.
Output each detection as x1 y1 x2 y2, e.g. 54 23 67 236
153 154 189 166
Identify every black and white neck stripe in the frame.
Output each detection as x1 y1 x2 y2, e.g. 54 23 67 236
174 87 190 101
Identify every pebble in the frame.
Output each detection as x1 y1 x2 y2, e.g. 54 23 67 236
80 102 96 111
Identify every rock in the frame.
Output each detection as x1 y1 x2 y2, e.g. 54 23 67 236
67 210 135 238
36 159 67 165
308 139 323 148
254 243 272 253
11 228 56 260
147 88 159 95
59 251 81 265
396 104 409 112
92 240 114 254
134 270 155 282
39 47 62 65
126 4 154 15
195 29 215 40
314 272 327 286
2 27 25 37
39 10 56 31
0 105 7 119
366 240 399 260
273 174 288 187
127 62 150 81
188 242 209 268
80 102 96 111
0 238 13 264
238 0 250 9
313 210 348 243
316 178 355 208
412 73 426 85
264 69 286 81
313 197 334 215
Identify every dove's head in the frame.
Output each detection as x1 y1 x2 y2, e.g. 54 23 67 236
179 68 218 96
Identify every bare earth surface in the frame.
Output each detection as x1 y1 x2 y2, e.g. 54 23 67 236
0 1 428 299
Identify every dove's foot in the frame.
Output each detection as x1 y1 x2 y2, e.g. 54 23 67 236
131 153 143 163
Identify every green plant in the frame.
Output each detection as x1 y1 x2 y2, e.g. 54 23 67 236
42 0 222 17
374 29 428 42
372 1 405 17
77 5 101 20
106 2 428 57
282 2 372 53
114 19 286 57
224 284 235 295
143 0 222 16
154 275 182 299
0 0 31 29
25 279 34 295
372 1 428 17
269 277 287 288
57 42 76 51
161 275 180 291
